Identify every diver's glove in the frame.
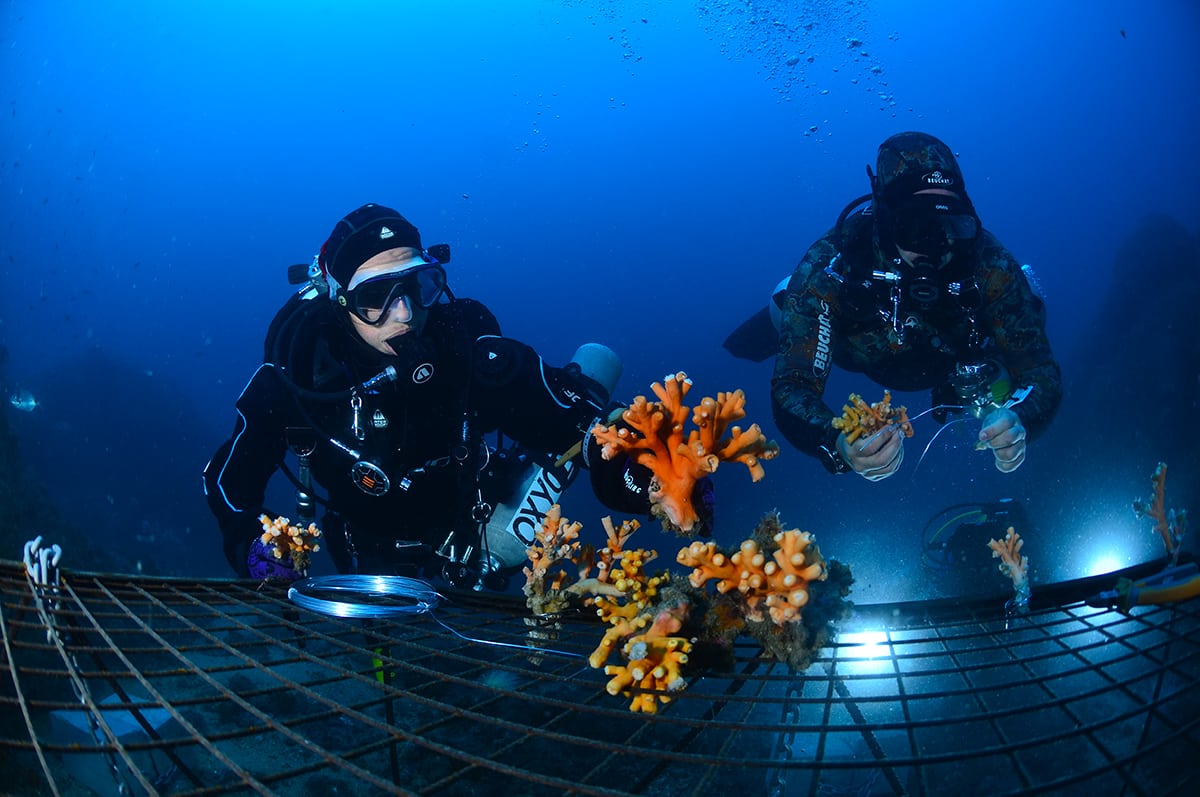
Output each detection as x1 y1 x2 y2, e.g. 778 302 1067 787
979 408 1027 473
836 426 905 482
247 538 303 582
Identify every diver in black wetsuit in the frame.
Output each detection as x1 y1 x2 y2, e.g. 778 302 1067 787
203 203 666 588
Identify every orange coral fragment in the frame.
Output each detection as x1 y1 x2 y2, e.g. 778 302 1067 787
259 514 322 575
595 516 641 584
523 505 618 617
987 526 1028 589
592 372 780 534
831 391 914 445
678 529 827 626
1133 462 1186 561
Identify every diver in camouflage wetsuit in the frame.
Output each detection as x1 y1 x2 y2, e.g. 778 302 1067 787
771 132 1062 480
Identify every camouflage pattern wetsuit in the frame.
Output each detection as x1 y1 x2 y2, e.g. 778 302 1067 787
770 210 1063 470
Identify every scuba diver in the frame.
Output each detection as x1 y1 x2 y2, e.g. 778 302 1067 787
204 203 682 588
726 132 1062 479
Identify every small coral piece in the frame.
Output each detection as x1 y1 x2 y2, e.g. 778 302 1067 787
524 508 693 714
259 514 322 575
678 529 827 626
987 526 1027 588
1133 462 1187 563
831 391 914 445
592 372 780 534
988 526 1031 611
587 547 672 669
676 512 852 671
603 604 693 713
523 505 618 618
589 549 692 714
594 515 639 585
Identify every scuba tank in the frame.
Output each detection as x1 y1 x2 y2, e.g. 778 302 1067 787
479 343 622 574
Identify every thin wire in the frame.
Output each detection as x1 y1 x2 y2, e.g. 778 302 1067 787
425 608 586 660
287 574 443 618
287 574 586 659
854 403 969 451
913 416 976 476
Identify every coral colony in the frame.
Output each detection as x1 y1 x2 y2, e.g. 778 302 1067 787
526 375 853 713
591 371 780 534
524 506 850 713
259 514 323 577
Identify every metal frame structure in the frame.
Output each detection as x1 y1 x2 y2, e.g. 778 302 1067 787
2 557 1197 796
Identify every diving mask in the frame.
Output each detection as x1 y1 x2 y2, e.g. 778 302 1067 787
341 262 447 326
889 195 979 261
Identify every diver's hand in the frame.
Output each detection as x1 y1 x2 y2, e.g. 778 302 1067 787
837 427 904 482
979 408 1026 473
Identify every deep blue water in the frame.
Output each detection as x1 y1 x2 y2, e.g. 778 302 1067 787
2 1 1197 600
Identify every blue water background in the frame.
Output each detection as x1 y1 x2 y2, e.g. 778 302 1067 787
2 1 1197 600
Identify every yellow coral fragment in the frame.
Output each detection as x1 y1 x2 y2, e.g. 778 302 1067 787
831 391 913 444
604 631 693 713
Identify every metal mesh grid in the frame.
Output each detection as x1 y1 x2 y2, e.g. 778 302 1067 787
2 558 1197 797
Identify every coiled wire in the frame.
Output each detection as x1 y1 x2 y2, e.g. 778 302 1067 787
287 574 584 659
288 575 442 618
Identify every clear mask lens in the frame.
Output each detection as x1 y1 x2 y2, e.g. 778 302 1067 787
348 264 447 326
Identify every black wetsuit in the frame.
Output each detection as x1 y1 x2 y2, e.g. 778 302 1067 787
204 294 643 577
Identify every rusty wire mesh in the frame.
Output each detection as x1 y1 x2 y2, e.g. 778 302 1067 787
2 557 1198 796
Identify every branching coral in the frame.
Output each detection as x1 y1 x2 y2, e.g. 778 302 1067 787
987 526 1030 611
258 514 322 575
588 548 692 714
831 391 914 444
678 529 827 626
1133 462 1187 563
523 504 618 618
591 372 779 535
525 509 854 711
987 526 1027 587
601 602 693 713
524 508 695 713
676 513 851 671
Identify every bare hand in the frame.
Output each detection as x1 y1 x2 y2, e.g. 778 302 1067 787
979 408 1026 472
838 426 904 482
